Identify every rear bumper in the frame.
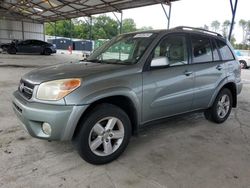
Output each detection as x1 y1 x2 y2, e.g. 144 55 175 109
12 91 88 141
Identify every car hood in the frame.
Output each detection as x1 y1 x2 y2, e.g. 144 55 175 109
22 61 129 84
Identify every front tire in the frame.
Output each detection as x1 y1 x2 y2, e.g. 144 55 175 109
73 104 131 164
204 88 232 123
43 48 52 55
7 47 16 54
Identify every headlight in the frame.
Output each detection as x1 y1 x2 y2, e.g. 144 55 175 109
36 78 81 101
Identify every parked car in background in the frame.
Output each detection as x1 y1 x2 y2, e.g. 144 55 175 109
0 39 56 55
12 27 242 164
235 50 250 69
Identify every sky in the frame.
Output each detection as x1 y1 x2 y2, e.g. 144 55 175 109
105 0 250 43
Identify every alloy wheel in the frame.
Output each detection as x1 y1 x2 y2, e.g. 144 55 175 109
88 117 125 156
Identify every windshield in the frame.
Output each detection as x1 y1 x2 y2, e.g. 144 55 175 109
87 33 157 65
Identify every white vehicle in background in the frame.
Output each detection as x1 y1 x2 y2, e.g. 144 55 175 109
235 50 250 69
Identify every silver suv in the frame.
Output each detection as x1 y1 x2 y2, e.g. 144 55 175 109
12 26 242 164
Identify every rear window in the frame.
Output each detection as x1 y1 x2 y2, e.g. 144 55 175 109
191 35 213 63
216 40 234 61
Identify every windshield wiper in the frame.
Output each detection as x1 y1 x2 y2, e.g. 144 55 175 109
86 59 102 63
102 59 132 65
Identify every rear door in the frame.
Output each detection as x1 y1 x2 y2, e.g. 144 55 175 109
190 34 227 109
142 34 195 123
18 40 33 53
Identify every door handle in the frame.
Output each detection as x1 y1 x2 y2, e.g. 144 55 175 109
216 65 223 70
184 70 193 76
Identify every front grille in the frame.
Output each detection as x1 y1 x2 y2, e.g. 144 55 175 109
18 79 34 100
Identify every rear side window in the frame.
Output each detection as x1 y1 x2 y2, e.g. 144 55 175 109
191 35 212 63
216 40 234 61
212 40 220 61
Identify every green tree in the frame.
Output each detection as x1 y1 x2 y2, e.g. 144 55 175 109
211 20 220 32
222 20 231 38
122 18 137 33
203 24 209 30
92 15 119 39
137 26 153 31
243 20 250 45
239 19 247 43
45 20 75 38
45 16 155 40
72 20 89 39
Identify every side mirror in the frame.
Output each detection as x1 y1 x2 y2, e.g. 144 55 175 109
151 57 169 67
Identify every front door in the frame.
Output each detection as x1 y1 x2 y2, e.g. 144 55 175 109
142 34 194 123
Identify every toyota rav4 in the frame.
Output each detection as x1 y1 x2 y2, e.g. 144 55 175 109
12 26 242 164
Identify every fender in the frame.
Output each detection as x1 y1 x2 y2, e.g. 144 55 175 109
83 87 140 122
207 76 236 108
66 86 141 124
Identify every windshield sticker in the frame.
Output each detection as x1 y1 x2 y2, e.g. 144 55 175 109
133 33 153 38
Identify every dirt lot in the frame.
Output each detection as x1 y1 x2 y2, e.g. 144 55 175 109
1 53 250 188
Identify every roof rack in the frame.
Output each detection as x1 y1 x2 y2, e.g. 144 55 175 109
173 26 223 37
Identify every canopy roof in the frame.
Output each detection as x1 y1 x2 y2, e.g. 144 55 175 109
0 0 178 23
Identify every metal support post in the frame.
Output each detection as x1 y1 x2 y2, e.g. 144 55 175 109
228 0 238 41
43 23 45 41
70 19 72 43
161 2 171 29
120 11 123 34
54 21 56 40
112 11 123 34
21 21 24 40
89 16 92 40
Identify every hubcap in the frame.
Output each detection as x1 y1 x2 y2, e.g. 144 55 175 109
88 117 124 156
217 94 230 118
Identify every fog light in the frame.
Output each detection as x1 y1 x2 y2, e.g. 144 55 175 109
42 123 52 136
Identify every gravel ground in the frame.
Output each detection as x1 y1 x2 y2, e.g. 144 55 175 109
0 53 250 188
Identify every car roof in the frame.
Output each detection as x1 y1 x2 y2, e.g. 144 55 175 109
123 26 226 42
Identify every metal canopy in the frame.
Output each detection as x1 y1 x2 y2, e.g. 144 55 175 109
0 0 177 23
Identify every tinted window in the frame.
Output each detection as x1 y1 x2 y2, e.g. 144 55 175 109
191 35 212 63
32 40 45 45
20 40 31 45
216 40 234 61
153 35 188 66
212 40 220 61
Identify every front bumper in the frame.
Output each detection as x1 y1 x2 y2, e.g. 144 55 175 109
51 48 57 53
12 91 88 141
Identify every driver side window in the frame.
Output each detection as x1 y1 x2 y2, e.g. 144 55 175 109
153 35 188 66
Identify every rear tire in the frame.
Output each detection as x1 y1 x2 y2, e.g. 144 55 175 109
204 88 232 123
73 103 131 164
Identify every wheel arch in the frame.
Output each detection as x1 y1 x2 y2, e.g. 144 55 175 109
7 46 17 53
72 95 139 140
43 47 52 54
209 82 237 108
222 82 237 107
